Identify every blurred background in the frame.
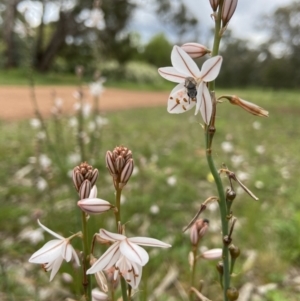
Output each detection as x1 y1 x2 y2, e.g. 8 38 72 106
0 0 300 301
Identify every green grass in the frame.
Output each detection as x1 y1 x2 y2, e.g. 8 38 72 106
0 68 174 91
0 88 300 300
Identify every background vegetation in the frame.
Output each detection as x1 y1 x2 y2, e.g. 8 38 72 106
0 0 300 300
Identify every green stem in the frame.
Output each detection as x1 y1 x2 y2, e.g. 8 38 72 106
121 278 129 301
114 186 129 301
189 247 198 301
81 211 92 300
205 1 230 300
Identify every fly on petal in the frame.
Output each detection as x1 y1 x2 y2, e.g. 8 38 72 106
168 83 196 114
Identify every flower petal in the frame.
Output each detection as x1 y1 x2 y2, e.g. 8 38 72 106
89 185 98 198
72 248 81 266
200 55 223 82
201 248 222 260
63 243 73 262
200 84 213 124
86 242 120 274
29 240 64 263
171 46 201 78
128 237 171 248
48 256 64 281
119 239 149 266
158 67 186 83
37 219 64 240
167 83 196 114
126 260 143 289
99 229 125 242
195 82 204 115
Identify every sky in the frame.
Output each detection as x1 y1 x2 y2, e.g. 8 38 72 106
16 0 295 47
128 0 295 46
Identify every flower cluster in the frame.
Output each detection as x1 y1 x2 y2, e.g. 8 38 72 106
87 229 171 289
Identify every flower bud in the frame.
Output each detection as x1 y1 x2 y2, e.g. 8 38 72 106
226 287 239 301
216 261 224 275
72 162 98 193
209 0 220 12
90 169 99 187
221 0 238 27
92 289 108 301
77 198 113 215
181 43 211 59
79 179 92 199
106 151 117 178
219 95 269 117
229 244 240 259
190 218 209 246
119 159 134 188
226 189 236 201
106 146 134 188
72 169 84 191
201 248 222 260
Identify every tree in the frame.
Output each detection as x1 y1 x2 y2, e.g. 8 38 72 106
259 0 300 87
2 0 21 68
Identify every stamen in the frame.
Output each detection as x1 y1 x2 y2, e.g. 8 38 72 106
176 98 180 104
170 97 173 100
182 105 187 111
183 98 188 102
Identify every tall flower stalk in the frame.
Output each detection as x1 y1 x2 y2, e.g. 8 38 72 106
158 1 268 300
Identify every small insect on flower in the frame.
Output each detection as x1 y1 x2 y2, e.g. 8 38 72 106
184 77 197 104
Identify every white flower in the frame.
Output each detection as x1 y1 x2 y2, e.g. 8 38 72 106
89 79 106 97
87 229 171 289
158 45 222 124
28 220 80 281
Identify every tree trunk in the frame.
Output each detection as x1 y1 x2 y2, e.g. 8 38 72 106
35 11 77 72
3 0 20 68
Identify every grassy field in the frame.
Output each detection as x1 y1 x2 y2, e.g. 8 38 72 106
0 87 300 301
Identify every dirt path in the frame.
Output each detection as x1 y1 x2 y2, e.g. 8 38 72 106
0 86 169 121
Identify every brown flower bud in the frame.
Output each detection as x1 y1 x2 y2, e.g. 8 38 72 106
229 244 240 259
226 287 239 301
72 162 99 194
226 189 236 201
79 179 92 199
216 261 223 275
190 218 209 246
218 95 269 117
105 146 134 189
209 0 220 12
119 159 134 188
181 43 211 59
222 0 238 28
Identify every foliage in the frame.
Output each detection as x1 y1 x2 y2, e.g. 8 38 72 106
143 34 172 67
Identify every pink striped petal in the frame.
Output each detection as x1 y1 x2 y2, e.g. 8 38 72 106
29 240 64 263
158 67 186 83
200 56 223 82
200 84 213 124
99 229 125 242
129 237 171 248
167 83 196 114
119 239 149 266
37 219 64 240
195 82 204 115
171 46 201 78
86 242 121 274
48 256 64 281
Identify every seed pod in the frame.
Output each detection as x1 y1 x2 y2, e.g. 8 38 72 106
226 287 239 301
